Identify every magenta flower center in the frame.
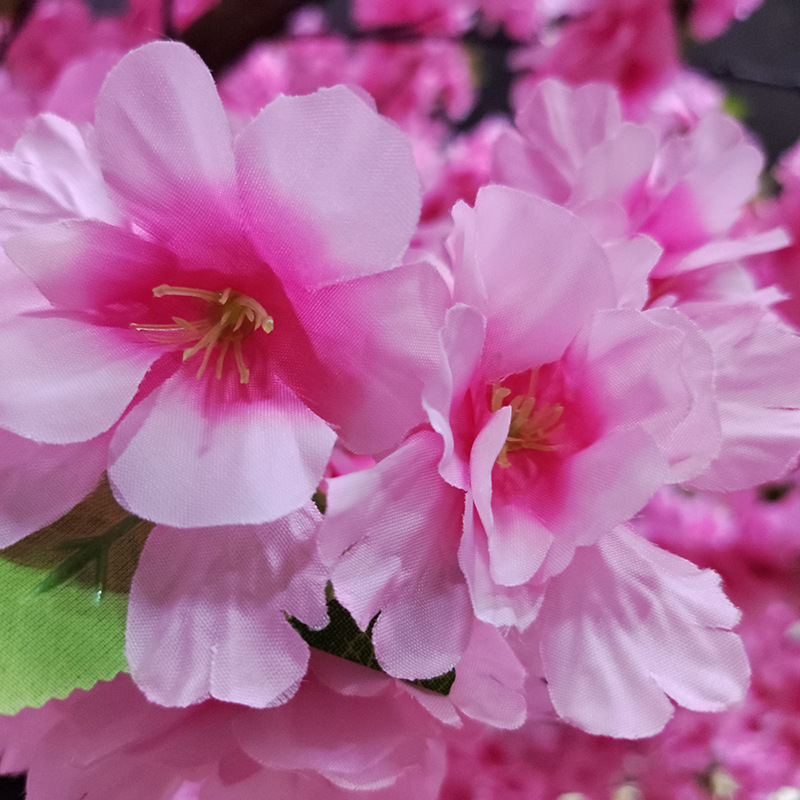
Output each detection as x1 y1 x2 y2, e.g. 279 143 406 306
490 368 565 468
131 284 274 384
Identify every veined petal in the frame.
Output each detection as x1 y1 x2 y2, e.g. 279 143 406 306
538 526 749 739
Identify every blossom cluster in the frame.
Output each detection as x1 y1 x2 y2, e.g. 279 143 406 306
1 0 800 797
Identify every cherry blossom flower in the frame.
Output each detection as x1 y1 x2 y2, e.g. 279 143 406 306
321 185 738 733
0 41 447 529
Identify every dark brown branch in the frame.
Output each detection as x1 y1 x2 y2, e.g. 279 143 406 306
178 0 309 76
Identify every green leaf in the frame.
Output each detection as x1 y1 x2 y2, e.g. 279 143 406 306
0 555 129 714
289 596 456 695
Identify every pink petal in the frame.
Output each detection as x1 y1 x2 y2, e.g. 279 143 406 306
4 219 178 311
291 262 449 455
447 622 527 729
686 302 800 490
539 526 749 738
94 42 238 249
0 313 159 444
109 370 336 527
538 426 669 580
234 675 434 788
0 428 109 546
126 508 327 707
468 406 509 534
0 113 119 237
465 185 616 376
422 303 486 490
236 85 420 289
515 80 622 184
572 122 657 207
470 404 555 586
321 431 470 680
573 307 720 483
459 499 545 629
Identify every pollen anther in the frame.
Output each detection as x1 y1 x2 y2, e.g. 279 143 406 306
131 284 273 384
490 369 565 468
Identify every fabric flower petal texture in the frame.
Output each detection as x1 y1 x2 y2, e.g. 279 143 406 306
126 504 329 708
0 40 445 528
532 525 750 739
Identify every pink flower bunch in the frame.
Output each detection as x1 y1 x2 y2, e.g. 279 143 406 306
0 1 799 796
0 0 217 148
217 7 475 144
435 481 800 800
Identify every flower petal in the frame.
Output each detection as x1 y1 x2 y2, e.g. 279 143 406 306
4 219 178 311
538 525 749 738
464 186 616 376
447 622 527 729
0 428 109 546
291 262 449 455
126 509 327 708
422 303 486 490
94 42 237 248
321 431 470 680
109 370 336 526
236 85 420 289
0 113 119 237
0 313 159 444
685 302 800 491
459 499 545 629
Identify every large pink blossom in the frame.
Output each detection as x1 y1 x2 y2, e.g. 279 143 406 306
0 41 447 530
321 185 739 735
443 187 717 596
492 79 800 490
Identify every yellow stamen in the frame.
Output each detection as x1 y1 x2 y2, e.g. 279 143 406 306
490 369 565 467
131 284 273 384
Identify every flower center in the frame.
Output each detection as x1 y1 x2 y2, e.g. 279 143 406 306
131 284 274 384
490 368 564 468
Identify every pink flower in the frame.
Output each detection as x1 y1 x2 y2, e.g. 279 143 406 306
512 0 680 108
444 187 717 603
217 8 475 144
0 41 447 529
322 185 722 714
0 663 449 800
